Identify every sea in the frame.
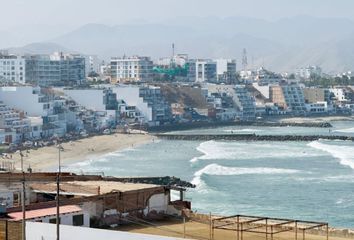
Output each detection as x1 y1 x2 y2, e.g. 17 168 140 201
65 121 354 229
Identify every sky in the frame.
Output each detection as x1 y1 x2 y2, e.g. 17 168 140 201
1 0 354 30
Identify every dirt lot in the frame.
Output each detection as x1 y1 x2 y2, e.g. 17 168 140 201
118 219 351 240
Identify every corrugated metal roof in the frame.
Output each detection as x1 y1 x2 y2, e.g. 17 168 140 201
8 205 82 221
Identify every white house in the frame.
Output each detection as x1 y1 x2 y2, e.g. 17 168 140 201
8 205 90 227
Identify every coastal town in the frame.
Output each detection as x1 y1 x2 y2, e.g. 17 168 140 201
0 50 353 148
0 48 353 240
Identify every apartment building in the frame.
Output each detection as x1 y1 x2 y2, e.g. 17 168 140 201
0 86 67 138
215 59 237 84
233 85 256 120
297 65 322 79
187 59 217 83
25 52 85 87
0 102 32 143
303 88 331 103
112 85 171 125
270 85 306 114
110 56 154 83
0 53 26 84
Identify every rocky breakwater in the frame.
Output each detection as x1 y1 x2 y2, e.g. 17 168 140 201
147 121 333 133
156 134 354 142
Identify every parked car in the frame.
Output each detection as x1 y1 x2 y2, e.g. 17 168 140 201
103 129 111 135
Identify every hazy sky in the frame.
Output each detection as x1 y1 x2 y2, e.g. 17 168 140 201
2 0 354 30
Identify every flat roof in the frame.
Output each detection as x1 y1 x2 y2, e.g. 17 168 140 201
8 205 82 221
30 181 161 196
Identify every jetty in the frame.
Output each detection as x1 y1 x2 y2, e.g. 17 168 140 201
155 134 354 142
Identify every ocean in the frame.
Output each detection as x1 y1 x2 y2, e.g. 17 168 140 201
65 121 354 228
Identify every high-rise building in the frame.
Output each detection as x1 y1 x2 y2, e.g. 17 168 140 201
25 52 85 87
110 56 154 83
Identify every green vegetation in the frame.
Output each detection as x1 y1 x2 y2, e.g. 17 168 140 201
305 75 354 87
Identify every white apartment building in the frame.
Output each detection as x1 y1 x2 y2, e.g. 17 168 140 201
215 59 237 83
111 85 152 122
0 53 26 84
84 55 100 76
329 88 351 103
110 56 154 83
306 102 328 113
0 101 32 143
298 66 322 79
0 86 66 137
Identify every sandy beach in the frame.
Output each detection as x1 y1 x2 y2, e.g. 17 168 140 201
12 133 154 171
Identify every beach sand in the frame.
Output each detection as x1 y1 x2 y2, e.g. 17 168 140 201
12 133 154 171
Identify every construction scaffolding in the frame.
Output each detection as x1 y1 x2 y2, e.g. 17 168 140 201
212 215 329 240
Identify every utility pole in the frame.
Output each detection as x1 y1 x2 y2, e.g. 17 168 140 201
20 151 26 240
56 144 64 240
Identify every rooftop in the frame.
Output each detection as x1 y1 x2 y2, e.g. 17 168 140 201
30 181 161 196
8 205 82 221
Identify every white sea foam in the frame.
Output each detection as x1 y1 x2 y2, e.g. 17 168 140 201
192 163 300 192
308 140 354 170
194 163 300 177
223 129 263 133
334 127 354 133
190 140 325 163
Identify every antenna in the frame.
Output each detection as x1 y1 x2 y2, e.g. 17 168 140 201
242 48 248 70
172 43 175 57
171 43 176 68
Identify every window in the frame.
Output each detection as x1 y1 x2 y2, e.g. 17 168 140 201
73 214 84 226
49 218 60 224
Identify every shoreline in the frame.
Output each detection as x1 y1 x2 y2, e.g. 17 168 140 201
12 133 154 172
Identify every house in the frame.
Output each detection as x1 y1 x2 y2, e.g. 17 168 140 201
8 205 90 227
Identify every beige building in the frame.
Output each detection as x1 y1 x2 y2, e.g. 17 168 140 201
270 85 287 109
303 88 327 103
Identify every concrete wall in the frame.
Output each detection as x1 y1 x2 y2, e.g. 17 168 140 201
0 86 45 116
112 86 152 122
147 193 169 213
28 211 90 227
26 222 184 240
63 89 106 111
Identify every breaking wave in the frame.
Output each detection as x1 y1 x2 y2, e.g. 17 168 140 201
190 140 325 163
223 128 263 133
191 163 300 193
308 140 354 170
334 127 354 133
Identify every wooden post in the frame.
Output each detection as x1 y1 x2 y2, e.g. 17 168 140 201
303 229 305 240
236 216 240 240
295 221 298 240
209 212 212 240
265 219 268 240
326 224 329 240
183 217 186 238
